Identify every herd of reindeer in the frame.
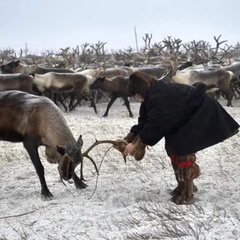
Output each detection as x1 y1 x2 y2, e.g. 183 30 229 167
1 35 240 199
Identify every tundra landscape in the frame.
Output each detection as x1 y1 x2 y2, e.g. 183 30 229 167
1 0 240 238
1 6 240 237
0 98 239 240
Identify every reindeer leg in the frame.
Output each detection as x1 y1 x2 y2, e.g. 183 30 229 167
123 96 133 117
224 89 234 107
56 93 68 112
103 96 117 117
72 172 88 189
23 140 53 198
68 94 78 111
84 91 98 114
89 97 97 114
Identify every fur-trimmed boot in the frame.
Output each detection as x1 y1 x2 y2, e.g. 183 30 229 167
170 154 200 204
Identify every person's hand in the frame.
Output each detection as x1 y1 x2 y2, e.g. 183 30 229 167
123 143 135 156
123 136 147 160
113 139 128 153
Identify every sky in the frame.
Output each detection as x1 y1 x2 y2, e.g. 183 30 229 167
0 99 239 239
1 0 240 55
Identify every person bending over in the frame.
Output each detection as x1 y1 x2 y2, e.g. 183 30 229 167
120 71 239 205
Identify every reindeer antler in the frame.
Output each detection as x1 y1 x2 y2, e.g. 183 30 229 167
80 139 127 181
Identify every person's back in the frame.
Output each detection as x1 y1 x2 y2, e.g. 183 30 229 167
120 72 239 204
146 80 207 134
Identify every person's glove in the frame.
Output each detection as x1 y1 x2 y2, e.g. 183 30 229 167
131 135 147 161
113 139 128 153
123 132 136 143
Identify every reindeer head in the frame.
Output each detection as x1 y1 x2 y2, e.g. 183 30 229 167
57 135 83 181
0 60 21 73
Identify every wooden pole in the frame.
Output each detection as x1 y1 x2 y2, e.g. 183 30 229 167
134 26 139 51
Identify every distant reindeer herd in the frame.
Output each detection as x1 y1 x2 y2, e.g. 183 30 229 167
1 34 240 199
0 34 240 114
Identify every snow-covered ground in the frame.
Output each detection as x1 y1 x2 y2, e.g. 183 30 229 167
0 98 239 240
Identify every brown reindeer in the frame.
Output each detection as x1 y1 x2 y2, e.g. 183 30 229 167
0 90 88 198
90 76 134 117
32 72 97 113
0 74 36 94
165 57 235 107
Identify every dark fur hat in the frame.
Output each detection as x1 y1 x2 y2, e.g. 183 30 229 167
128 71 157 98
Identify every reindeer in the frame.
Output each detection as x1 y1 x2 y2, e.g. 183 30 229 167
136 66 167 78
158 35 235 106
0 90 88 198
164 54 235 107
0 74 36 94
0 89 132 199
90 76 134 117
31 72 97 113
76 66 134 80
121 63 167 79
76 68 100 84
76 67 136 104
0 60 74 74
171 67 235 106
0 60 79 108
98 67 130 78
222 62 240 76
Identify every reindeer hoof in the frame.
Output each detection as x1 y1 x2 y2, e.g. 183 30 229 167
75 180 88 189
41 189 54 199
78 181 88 189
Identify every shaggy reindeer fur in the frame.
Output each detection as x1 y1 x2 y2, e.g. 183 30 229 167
0 73 36 94
0 90 86 198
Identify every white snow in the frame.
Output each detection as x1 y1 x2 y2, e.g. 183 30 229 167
0 98 239 240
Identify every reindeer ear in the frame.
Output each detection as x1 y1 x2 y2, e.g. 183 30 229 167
77 135 83 148
56 146 66 155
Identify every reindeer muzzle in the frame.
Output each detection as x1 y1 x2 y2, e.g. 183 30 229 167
58 154 74 181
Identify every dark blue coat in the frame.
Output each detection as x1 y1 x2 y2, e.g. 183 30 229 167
130 80 239 156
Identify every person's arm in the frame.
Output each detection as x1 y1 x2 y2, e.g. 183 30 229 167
137 97 174 146
123 135 147 160
123 101 148 143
